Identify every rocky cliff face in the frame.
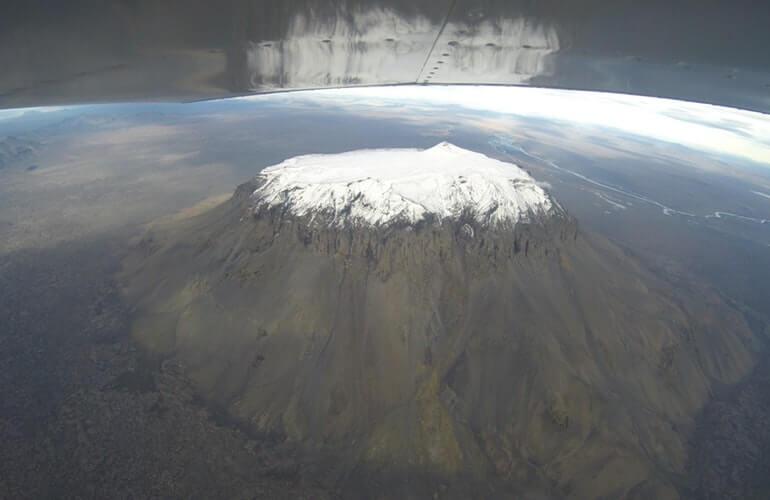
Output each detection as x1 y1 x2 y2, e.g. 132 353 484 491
123 146 758 499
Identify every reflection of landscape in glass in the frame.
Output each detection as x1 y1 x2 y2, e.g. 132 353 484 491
1 86 769 498
245 10 560 88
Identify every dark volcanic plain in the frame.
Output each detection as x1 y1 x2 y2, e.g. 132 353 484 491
0 236 332 499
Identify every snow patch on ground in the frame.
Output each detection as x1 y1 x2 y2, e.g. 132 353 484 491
251 142 555 227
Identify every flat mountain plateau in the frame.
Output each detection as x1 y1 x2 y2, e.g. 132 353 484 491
123 146 760 499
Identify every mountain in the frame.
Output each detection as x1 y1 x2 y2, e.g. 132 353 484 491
123 144 758 499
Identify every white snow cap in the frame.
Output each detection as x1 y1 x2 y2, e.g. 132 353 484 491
251 142 556 227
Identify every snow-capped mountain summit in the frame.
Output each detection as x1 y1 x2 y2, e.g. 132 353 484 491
250 142 557 227
126 143 757 500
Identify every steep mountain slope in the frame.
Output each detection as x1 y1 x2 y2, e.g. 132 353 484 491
122 144 757 499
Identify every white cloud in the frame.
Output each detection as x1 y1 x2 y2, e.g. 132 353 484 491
0 106 68 122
